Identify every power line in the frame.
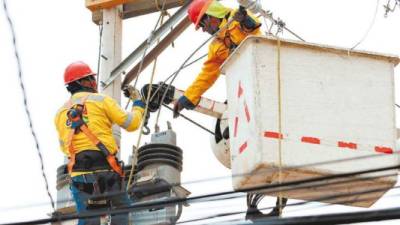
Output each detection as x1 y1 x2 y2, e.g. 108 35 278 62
163 104 215 135
0 152 395 212
2 164 398 225
1 0 56 212
219 204 400 225
349 0 380 51
178 173 400 224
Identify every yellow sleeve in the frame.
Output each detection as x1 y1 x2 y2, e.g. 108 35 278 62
103 96 144 132
184 41 229 105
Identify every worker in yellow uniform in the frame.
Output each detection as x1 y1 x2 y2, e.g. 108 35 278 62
173 0 288 219
173 0 261 117
55 61 144 225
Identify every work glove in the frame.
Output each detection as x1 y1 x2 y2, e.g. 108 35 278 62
173 95 196 118
233 6 248 23
123 85 142 101
123 85 146 109
233 6 261 31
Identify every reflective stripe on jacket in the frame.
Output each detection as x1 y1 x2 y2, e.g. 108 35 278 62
184 10 261 105
54 92 144 156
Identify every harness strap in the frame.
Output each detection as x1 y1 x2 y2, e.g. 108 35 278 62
222 31 238 52
79 124 124 177
66 94 124 177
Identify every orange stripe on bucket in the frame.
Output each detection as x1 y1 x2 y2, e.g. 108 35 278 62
338 141 357 150
244 102 250 122
264 131 283 139
301 137 320 144
375 146 393 154
239 141 248 154
238 81 243 98
234 117 238 138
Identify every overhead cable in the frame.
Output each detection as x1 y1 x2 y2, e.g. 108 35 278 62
163 104 215 135
218 203 400 225
147 53 207 102
1 0 56 212
177 183 400 224
2 151 395 212
349 0 380 51
153 17 239 125
2 164 398 225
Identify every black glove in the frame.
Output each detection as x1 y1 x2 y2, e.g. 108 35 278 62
173 95 196 118
233 6 248 23
234 6 261 31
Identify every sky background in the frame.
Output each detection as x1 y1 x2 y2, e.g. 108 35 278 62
0 0 400 224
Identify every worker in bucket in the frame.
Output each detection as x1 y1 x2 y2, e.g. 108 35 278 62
173 0 287 218
54 61 145 225
173 0 261 117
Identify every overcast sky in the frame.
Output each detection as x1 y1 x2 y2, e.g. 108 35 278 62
0 0 400 224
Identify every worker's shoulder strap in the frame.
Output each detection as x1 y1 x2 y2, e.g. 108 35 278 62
61 93 105 111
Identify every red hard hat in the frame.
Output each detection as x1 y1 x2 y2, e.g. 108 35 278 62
64 61 95 85
187 0 213 30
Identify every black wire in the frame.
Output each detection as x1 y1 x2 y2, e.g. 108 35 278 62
195 188 400 225
1 0 56 212
2 164 398 225
218 204 400 225
96 22 103 84
1 152 394 212
178 172 400 224
163 104 215 135
148 53 207 102
154 34 215 125
131 0 168 88
4 172 399 225
153 17 239 127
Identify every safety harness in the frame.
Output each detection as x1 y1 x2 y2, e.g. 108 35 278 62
66 95 124 177
221 10 261 52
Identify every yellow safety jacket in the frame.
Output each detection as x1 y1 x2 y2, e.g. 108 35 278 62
184 10 262 105
55 92 144 157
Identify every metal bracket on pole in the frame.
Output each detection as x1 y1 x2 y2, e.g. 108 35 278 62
102 0 193 89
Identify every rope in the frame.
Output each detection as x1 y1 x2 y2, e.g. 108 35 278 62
178 0 185 6
1 0 56 212
131 0 167 89
126 2 168 190
154 0 162 11
276 37 284 216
